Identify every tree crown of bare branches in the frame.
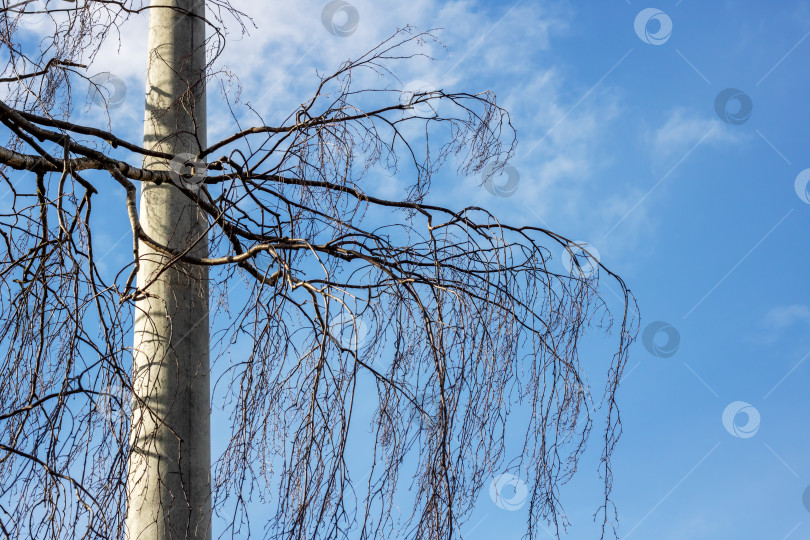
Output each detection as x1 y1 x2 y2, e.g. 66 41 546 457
0 2 637 539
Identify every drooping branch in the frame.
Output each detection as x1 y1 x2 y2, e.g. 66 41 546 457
0 20 637 540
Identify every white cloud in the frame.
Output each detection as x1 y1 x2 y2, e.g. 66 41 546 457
445 64 642 263
651 108 745 160
763 304 810 330
69 0 575 155
55 2 654 267
750 304 810 344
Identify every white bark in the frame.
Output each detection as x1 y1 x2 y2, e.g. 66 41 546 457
126 1 211 538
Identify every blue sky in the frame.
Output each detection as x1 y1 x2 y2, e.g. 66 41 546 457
263 2 809 538
14 0 810 538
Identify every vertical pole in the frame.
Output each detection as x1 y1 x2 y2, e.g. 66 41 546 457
127 1 210 538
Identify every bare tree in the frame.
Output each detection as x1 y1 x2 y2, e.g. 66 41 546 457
0 1 637 539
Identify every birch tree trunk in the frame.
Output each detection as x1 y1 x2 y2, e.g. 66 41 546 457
126 1 211 538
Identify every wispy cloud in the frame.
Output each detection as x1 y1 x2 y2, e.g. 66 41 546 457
750 304 810 344
764 304 810 331
651 108 745 160
87 1 646 265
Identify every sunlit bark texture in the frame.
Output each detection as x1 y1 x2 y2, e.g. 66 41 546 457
127 1 211 538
